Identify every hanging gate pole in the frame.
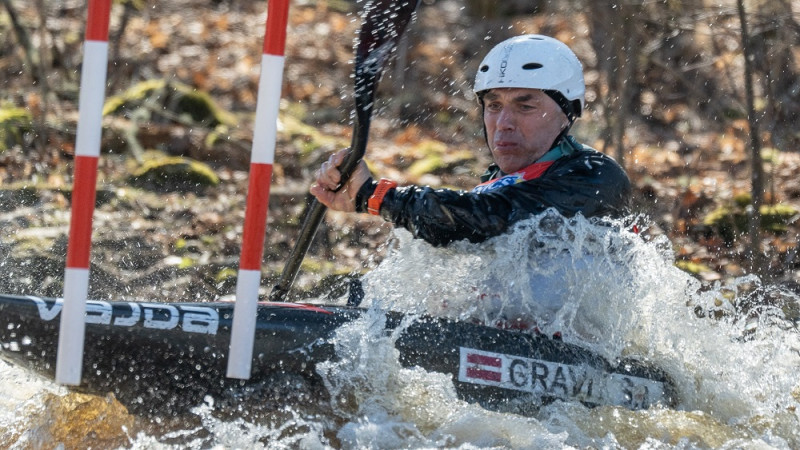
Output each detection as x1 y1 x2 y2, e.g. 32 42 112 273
53 0 290 384
226 0 290 379
55 0 112 386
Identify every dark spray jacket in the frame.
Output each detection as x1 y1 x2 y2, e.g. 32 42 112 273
356 136 631 247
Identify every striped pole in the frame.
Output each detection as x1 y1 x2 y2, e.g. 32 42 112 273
227 0 290 379
55 0 112 385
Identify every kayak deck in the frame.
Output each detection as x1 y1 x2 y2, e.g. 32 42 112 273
0 294 676 415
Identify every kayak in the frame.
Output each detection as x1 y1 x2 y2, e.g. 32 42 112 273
0 293 676 415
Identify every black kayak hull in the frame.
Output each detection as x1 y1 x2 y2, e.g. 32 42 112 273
0 294 676 414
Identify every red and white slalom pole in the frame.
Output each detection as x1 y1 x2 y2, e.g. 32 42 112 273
227 0 290 379
55 0 112 385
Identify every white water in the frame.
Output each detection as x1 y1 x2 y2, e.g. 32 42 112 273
2 212 799 448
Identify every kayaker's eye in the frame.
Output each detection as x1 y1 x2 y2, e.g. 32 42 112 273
485 101 502 112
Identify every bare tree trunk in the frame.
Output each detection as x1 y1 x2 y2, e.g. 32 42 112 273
747 0 800 153
34 0 51 152
2 0 51 150
613 5 637 166
737 0 765 274
585 1 642 168
1 0 38 76
586 1 618 155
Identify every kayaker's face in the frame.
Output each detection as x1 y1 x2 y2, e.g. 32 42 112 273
483 88 569 173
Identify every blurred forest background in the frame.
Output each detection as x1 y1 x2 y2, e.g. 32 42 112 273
1 0 799 302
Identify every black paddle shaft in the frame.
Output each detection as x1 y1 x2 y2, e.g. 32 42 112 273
271 0 419 301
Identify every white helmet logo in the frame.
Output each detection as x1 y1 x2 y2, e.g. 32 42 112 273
498 45 513 83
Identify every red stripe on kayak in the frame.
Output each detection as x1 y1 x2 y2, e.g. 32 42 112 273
467 353 502 367
239 163 273 271
66 155 99 268
466 367 502 382
256 302 333 314
85 0 112 42
219 299 333 314
262 0 289 56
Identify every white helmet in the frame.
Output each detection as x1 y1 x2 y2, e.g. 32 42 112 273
474 34 585 120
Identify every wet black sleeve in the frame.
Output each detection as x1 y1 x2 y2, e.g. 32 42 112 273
377 150 631 247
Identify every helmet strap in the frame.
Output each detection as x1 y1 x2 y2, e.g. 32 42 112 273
543 90 579 122
549 122 572 149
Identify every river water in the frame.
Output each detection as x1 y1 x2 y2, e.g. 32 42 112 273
1 213 799 448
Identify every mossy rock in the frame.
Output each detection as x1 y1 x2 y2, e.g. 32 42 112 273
104 79 235 127
0 105 33 151
407 140 447 177
760 204 799 232
128 155 219 192
675 260 713 276
703 199 798 244
408 153 444 177
213 267 238 293
407 139 475 177
0 184 116 212
57 187 117 208
0 186 39 211
733 192 752 208
760 147 780 164
279 113 345 156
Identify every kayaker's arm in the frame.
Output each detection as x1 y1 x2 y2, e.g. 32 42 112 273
354 149 631 247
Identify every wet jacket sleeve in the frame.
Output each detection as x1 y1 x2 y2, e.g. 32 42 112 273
367 150 631 247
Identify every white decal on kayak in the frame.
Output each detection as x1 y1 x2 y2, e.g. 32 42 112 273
27 297 219 335
141 303 180 329
29 296 61 321
113 303 140 327
181 305 219 334
458 347 666 409
86 300 112 324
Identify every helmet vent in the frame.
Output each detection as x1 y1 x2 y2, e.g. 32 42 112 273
479 65 489 72
522 63 543 70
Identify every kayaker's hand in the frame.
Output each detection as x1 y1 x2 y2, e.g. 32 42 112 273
310 148 371 212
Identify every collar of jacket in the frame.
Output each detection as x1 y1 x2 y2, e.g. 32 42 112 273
479 136 580 183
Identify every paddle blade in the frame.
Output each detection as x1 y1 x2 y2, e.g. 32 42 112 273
354 0 420 115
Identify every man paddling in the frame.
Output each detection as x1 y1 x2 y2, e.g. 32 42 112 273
311 34 630 247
